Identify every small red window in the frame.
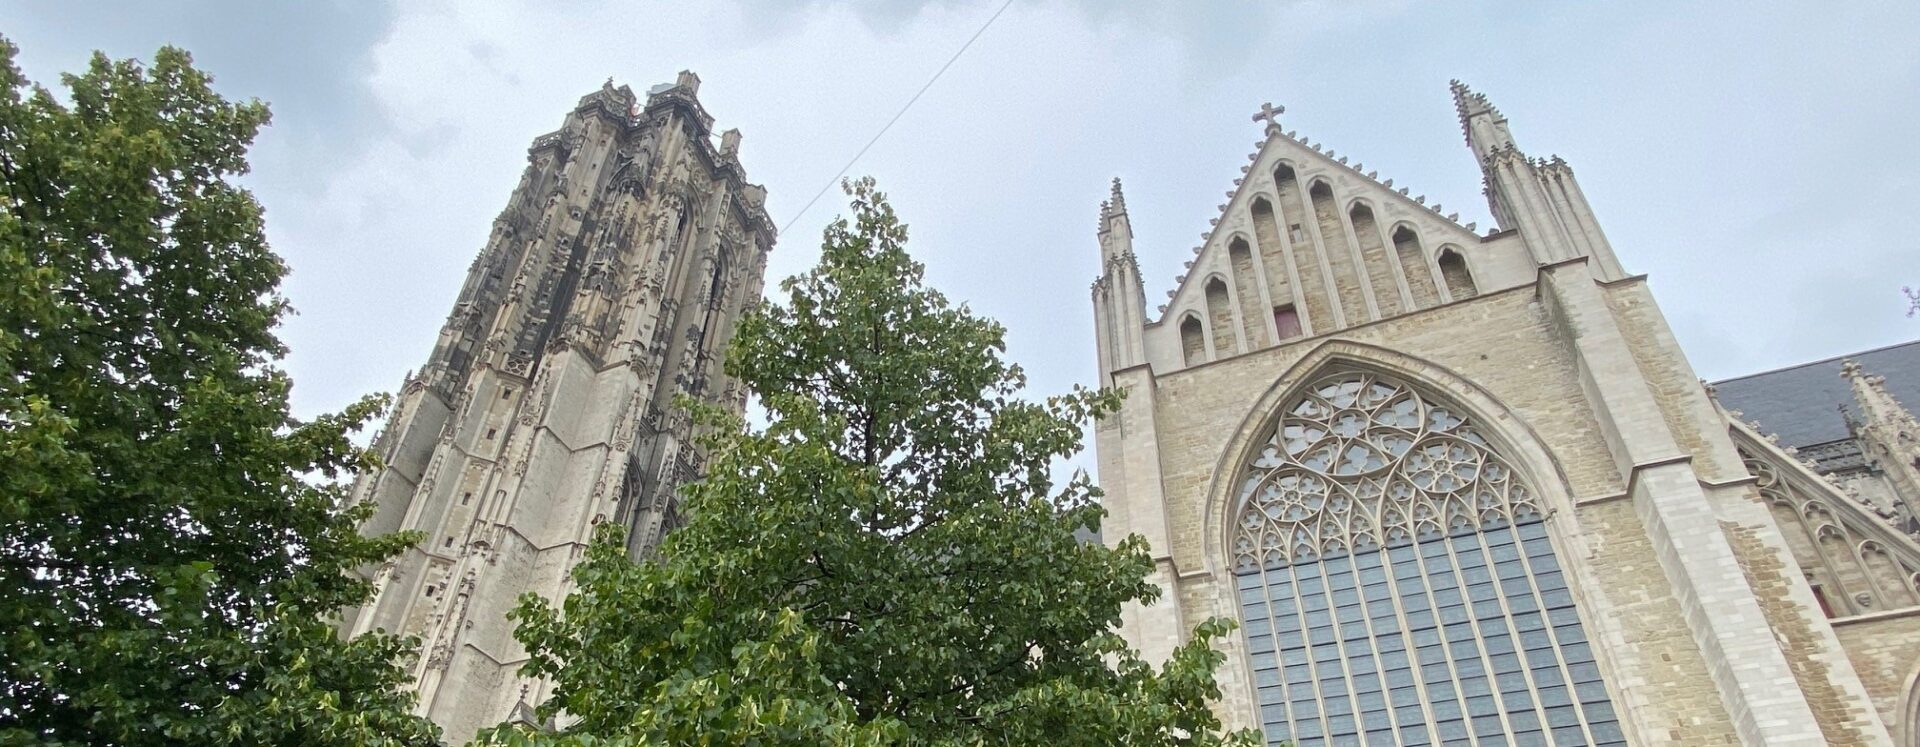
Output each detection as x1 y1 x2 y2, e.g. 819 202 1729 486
1273 305 1303 340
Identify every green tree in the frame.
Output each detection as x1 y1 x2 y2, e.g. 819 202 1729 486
482 179 1255 746
0 40 439 745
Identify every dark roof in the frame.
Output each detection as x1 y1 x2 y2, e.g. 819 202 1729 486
1713 340 1920 449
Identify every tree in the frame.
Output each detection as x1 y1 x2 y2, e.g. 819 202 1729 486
481 179 1255 746
0 40 439 745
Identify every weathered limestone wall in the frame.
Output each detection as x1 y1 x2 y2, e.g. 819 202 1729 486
1092 82 1914 746
341 74 774 744
1833 609 1920 737
1099 273 1906 743
1100 285 1747 740
1605 279 1893 742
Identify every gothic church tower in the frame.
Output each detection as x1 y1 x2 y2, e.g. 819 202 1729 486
1092 85 1920 745
338 73 774 742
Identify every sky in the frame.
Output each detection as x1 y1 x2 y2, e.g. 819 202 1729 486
9 1 1919 448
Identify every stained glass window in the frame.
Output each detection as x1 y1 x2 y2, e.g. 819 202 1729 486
1233 372 1624 746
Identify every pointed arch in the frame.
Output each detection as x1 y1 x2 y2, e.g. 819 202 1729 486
1305 180 1367 322
1438 246 1477 300
1204 276 1237 357
1273 163 1335 331
1392 225 1442 309
1179 313 1207 367
1203 341 1580 575
1346 201 1403 318
1308 180 1368 323
1249 196 1301 334
1227 237 1270 349
1732 423 1920 615
1207 341 1624 746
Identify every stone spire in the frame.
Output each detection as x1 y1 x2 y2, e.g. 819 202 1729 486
1098 177 1135 261
1450 80 1624 278
1843 359 1920 535
1451 79 1514 161
1092 176 1146 380
1843 359 1919 435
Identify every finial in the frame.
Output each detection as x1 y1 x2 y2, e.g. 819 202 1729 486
1108 177 1127 214
1450 79 1501 143
1252 102 1285 133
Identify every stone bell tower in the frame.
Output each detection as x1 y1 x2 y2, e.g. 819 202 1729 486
337 72 775 742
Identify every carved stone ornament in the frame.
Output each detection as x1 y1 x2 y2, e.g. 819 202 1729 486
1232 371 1541 573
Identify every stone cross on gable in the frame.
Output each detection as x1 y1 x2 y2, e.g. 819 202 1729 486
1252 102 1285 130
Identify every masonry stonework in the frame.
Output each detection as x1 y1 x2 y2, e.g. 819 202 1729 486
339 73 773 743
1091 84 1920 745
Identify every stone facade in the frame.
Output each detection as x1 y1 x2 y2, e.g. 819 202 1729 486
338 72 773 743
1092 85 1920 745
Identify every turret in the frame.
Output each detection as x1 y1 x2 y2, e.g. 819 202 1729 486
1092 178 1148 380
1452 81 1625 279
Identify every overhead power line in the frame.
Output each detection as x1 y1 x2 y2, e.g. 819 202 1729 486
779 0 1017 235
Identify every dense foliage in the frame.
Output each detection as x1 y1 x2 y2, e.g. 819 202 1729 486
482 179 1255 746
0 40 439 745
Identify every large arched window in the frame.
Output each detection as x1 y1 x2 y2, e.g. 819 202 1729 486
1232 371 1623 747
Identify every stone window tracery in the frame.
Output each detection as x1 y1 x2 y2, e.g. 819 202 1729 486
1232 371 1622 746
1233 372 1541 573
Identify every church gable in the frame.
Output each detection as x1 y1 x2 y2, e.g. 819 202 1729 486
1152 104 1533 371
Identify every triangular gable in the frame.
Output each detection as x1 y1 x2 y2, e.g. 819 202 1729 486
1153 122 1488 324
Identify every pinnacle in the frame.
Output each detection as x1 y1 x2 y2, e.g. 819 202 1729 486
1109 177 1127 213
1450 79 1496 118
1449 79 1500 143
1842 358 1920 432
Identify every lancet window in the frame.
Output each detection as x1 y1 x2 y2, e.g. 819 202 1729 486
1233 371 1623 746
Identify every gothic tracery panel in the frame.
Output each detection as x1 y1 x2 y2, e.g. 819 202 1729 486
1232 371 1622 746
1739 444 1920 615
1232 372 1542 573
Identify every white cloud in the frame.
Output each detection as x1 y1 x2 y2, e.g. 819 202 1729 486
234 0 1917 436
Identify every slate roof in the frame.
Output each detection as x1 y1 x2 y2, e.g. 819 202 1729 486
1712 340 1920 449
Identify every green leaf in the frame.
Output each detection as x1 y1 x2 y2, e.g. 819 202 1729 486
0 37 438 746
488 178 1254 747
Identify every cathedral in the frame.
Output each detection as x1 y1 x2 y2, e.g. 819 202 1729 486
338 73 774 741
1090 83 1920 745
335 69 1920 746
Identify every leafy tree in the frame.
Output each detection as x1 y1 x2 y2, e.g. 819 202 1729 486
482 179 1255 746
0 40 439 745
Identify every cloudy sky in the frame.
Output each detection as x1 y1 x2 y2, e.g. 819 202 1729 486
11 1 1919 438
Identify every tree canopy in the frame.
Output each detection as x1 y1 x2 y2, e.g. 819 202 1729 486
483 179 1254 746
0 39 438 745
